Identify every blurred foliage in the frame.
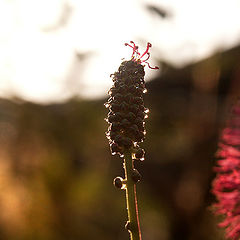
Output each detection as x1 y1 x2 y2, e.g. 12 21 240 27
1 45 240 240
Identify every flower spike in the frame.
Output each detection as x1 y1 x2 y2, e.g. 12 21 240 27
105 41 159 240
211 99 240 240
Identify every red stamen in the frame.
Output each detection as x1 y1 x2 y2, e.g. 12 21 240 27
130 41 136 49
140 42 152 59
145 61 159 70
125 41 140 58
141 53 150 63
124 43 134 51
125 43 135 58
124 41 159 70
130 41 140 56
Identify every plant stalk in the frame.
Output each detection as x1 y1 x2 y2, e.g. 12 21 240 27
124 149 142 240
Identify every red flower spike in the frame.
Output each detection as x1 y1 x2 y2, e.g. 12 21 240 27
124 41 159 70
211 99 240 240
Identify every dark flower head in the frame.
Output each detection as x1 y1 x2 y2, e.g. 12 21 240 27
212 99 240 240
105 41 158 157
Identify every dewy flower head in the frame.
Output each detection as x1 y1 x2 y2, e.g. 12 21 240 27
212 99 240 240
105 41 158 158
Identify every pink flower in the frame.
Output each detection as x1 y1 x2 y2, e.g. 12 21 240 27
212 100 240 240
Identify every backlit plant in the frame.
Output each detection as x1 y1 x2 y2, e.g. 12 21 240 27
105 41 158 240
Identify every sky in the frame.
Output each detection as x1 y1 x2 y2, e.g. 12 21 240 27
1 0 240 103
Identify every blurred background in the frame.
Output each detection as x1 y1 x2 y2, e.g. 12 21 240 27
1 0 240 239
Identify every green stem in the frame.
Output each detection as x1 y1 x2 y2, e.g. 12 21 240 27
124 149 142 240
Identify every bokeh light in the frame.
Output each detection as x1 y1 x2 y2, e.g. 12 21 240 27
0 0 240 102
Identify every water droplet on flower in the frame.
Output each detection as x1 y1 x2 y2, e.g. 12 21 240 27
104 103 110 108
